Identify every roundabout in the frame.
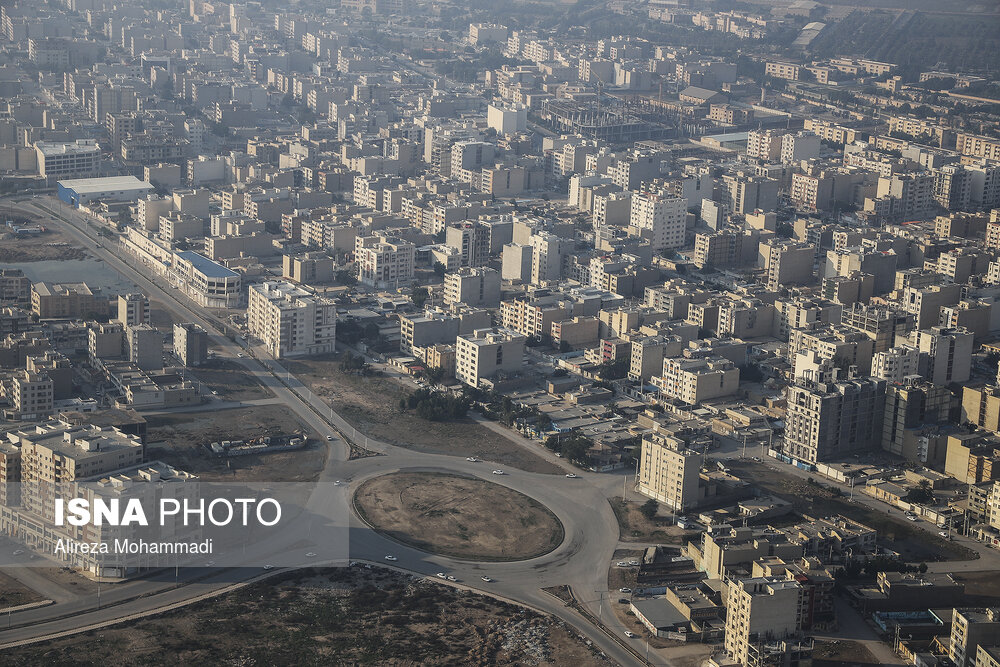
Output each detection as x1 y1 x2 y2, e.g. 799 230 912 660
353 471 565 561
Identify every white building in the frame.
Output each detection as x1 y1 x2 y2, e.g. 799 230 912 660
487 104 527 135
455 327 527 388
248 281 337 359
629 192 687 251
36 139 100 179
355 235 415 289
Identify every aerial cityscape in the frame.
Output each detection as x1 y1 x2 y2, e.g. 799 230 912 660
0 0 999 664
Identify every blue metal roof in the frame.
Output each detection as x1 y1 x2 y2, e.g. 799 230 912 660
176 251 239 278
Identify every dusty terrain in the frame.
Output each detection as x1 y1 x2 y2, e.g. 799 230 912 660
145 404 325 482
0 225 90 262
813 639 880 666
187 359 274 401
285 353 562 474
3 567 610 666
609 497 697 544
0 572 44 609
355 472 564 561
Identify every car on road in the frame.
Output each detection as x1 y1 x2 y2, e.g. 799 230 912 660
12 550 23 556
939 531 950 537
446 575 457 582
206 560 215 566
624 631 636 638
619 587 632 593
628 560 640 566
615 561 628 567
384 555 397 561
906 515 918 521
565 473 578 478
492 469 505 475
237 353 246 358
305 552 316 558
263 565 274 570
466 457 480 462
618 598 629 604
436 572 447 579
326 435 335 441
481 576 492 582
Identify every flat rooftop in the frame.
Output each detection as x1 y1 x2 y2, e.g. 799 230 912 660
57 176 154 194
176 251 240 279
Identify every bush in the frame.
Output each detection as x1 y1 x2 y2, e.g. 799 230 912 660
404 388 469 421
639 499 658 521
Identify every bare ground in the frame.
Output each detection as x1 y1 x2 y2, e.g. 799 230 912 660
609 497 697 544
355 472 564 561
0 225 90 262
1 567 611 666
0 571 44 609
285 354 562 474
145 404 325 482
186 359 273 401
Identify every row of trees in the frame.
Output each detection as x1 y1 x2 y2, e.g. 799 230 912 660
399 388 469 422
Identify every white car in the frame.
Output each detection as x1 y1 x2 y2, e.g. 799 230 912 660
263 565 274 570
446 575 457 582
492 470 505 475
206 560 215 566
628 560 640 566
327 435 336 441
436 572 447 579
616 561 629 567
906 515 918 522
466 457 480 462
384 555 397 561
481 576 492 582
624 631 637 638
305 552 316 558
619 587 632 593
565 473 578 478
237 353 246 358
939 531 949 537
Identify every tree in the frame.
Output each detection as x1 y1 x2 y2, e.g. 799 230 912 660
918 562 928 574
411 286 429 308
433 261 446 277
639 499 658 521
905 479 934 504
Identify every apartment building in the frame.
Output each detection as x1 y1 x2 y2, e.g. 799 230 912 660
116 293 150 327
31 282 109 320
0 269 31 307
629 192 687 251
638 431 703 512
355 235 415 289
784 368 886 464
455 327 527 389
760 239 815 292
34 139 100 179
125 324 162 371
724 577 806 667
950 609 1000 667
3 369 53 421
173 322 209 367
443 267 501 307
654 356 740 405
248 281 337 359
399 306 491 354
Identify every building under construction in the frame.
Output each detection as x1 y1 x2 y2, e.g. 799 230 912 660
539 99 675 144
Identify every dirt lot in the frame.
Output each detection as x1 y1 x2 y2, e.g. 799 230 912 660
187 360 273 401
813 639 880 666
729 460 975 562
610 498 698 544
145 405 325 482
285 353 562 474
0 572 44 609
355 472 564 561
951 571 1000 606
0 225 90 262
4 567 610 666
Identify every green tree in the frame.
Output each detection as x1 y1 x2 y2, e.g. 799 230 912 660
411 286 429 308
639 499 658 521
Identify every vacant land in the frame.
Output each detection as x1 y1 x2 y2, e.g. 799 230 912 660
609 497 696 544
4 567 609 666
285 353 561 473
0 226 90 262
355 472 564 561
0 572 44 609
187 360 273 401
729 461 974 562
813 639 880 666
146 404 325 482
951 571 1000 606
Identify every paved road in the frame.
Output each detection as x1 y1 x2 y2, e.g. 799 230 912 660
3 197 649 667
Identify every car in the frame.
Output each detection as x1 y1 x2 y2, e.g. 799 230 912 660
906 515 918 522
384 555 397 561
446 575 457 582
12 550 23 556
616 561 629 567
481 576 492 582
624 631 637 638
939 531 950 537
237 353 246 358
436 572 447 579
206 560 215 566
492 470 505 475
305 552 316 558
618 598 629 604
628 560 640 566
619 587 632 593
565 473 578 478
466 457 480 462
326 435 335 441
263 565 274 570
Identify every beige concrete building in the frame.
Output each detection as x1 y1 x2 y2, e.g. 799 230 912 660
455 327 527 389
31 283 109 320
355 235 415 289
655 356 739 405
116 293 150 328
248 281 337 358
638 431 703 511
444 267 501 307
173 322 209 367
724 577 806 667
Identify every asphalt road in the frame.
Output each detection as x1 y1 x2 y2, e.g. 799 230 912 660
1 197 650 666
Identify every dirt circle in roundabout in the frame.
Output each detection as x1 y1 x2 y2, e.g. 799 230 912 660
354 472 565 561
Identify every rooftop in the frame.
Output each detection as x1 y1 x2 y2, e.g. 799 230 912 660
176 251 240 279
57 176 154 194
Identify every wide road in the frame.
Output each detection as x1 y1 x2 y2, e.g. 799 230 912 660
1 196 649 666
